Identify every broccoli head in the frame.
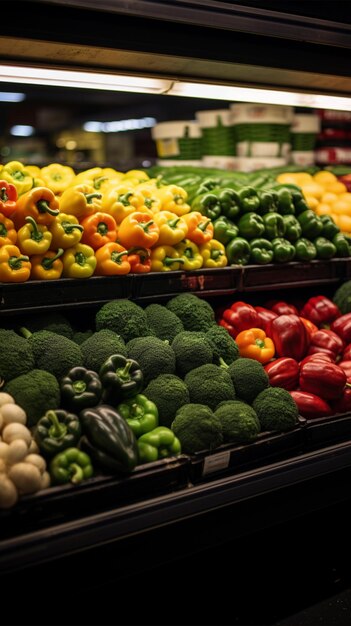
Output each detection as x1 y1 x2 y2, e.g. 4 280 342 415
95 299 153 343
72 330 94 345
226 358 269 404
144 303 184 342
0 329 35 384
4 369 61 427
171 403 223 454
127 336 176 386
214 400 260 444
80 329 127 372
205 325 239 365
21 328 83 381
166 293 215 332
21 312 74 339
171 331 213 377
143 373 190 428
184 363 235 411
253 387 299 432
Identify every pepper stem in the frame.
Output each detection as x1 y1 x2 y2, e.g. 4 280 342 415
198 219 211 232
47 410 67 439
8 255 30 269
118 192 133 206
62 222 84 234
0 223 7 237
19 327 32 339
25 215 42 241
41 248 64 270
0 187 8 202
36 200 59 216
85 193 102 204
73 380 87 394
75 252 87 266
164 256 185 266
168 217 180 229
117 360 133 381
70 463 84 484
140 219 154 232
211 250 223 260
97 221 108 236
111 250 128 264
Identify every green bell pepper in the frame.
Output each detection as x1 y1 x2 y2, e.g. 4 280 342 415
313 236 336 260
138 426 181 464
196 178 221 194
50 447 93 485
213 188 240 220
274 188 295 215
293 196 311 215
257 191 278 215
282 214 302 242
262 212 286 240
99 354 144 404
332 233 351 257
249 238 274 265
297 210 324 239
225 237 251 265
34 409 82 458
213 216 239 245
117 393 159 438
237 186 260 213
271 237 296 263
294 237 317 262
237 212 265 240
60 366 102 412
80 404 138 473
191 192 222 220
320 214 340 239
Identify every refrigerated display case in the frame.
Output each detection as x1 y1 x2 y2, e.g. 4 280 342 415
1 3 351 625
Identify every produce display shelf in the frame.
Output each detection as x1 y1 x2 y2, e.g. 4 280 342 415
1 259 350 313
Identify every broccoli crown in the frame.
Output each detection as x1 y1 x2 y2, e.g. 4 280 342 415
171 331 213 377
127 336 176 386
72 330 94 345
0 329 35 384
214 400 260 443
171 403 223 454
227 358 269 404
80 329 127 372
184 363 236 411
205 325 240 365
4 369 60 427
95 299 153 343
143 373 190 428
252 387 299 433
25 330 84 380
144 303 184 342
21 312 74 339
166 293 215 332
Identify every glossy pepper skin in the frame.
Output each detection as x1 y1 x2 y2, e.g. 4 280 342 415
199 239 227 268
1 161 33 196
313 236 336 260
0 181 17 217
237 186 260 213
117 394 158 438
138 426 181 463
320 214 340 240
299 317 318 337
271 238 295 263
34 409 82 458
282 215 302 242
102 186 147 224
127 247 151 273
0 244 31 282
297 210 324 239
174 239 203 270
17 216 52 255
158 184 190 217
237 212 265 240
49 213 83 249
257 190 277 215
219 301 261 339
59 184 102 220
60 366 103 411
118 212 159 249
331 387 351 413
62 243 97 278
300 296 341 327
80 404 138 473
275 188 295 215
94 242 130 276
299 352 334 368
249 238 273 265
99 354 144 404
213 216 238 245
30 248 64 280
338 360 351 382
212 188 240 220
154 210 189 246
267 301 299 316
299 360 347 400
255 306 278 331
264 357 299 391
262 212 286 240
40 163 75 194
182 212 213 246
13 186 60 229
150 245 184 272
225 237 251 265
235 328 275 364
266 314 310 361
191 192 222 221
289 390 333 419
50 447 93 485
307 329 344 360
332 233 351 257
294 237 317 262
0 213 17 246
331 313 351 344
80 211 118 250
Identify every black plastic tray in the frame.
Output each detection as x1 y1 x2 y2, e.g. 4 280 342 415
304 411 351 448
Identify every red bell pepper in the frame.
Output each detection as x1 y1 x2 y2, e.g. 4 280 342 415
300 295 341 327
219 301 262 339
338 360 351 382
265 314 310 361
299 317 318 337
331 313 351 344
255 306 278 331
299 353 334 368
0 181 17 218
289 390 333 419
342 343 351 361
299 360 347 400
264 357 299 391
307 329 344 361
266 300 299 316
330 387 351 413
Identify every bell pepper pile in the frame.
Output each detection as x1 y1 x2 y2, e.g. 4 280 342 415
218 292 351 418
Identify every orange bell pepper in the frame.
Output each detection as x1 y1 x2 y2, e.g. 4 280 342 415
153 210 188 246
127 247 151 274
12 186 60 229
235 328 275 364
80 211 118 250
0 244 31 283
30 248 64 280
94 242 131 275
59 184 102 220
0 213 17 246
0 181 17 217
183 211 214 245
118 212 159 249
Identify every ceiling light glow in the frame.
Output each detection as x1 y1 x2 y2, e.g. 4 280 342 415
10 125 34 137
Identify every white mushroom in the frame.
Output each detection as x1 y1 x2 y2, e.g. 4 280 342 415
25 454 46 474
6 440 29 465
0 474 18 509
41 471 51 489
2 423 32 446
0 393 15 407
8 462 43 495
0 403 27 428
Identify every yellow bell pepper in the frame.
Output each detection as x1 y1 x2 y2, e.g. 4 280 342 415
17 216 53 255
0 244 31 282
135 183 162 213
59 184 102 220
25 165 42 178
150 245 185 272
101 185 150 224
123 170 150 185
1 161 33 196
30 248 64 280
49 213 84 249
62 243 97 278
199 239 228 268
157 184 190 216
174 239 203 270
40 163 76 195
153 210 188 245
73 167 123 191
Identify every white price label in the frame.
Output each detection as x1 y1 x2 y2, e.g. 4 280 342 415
202 450 231 476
